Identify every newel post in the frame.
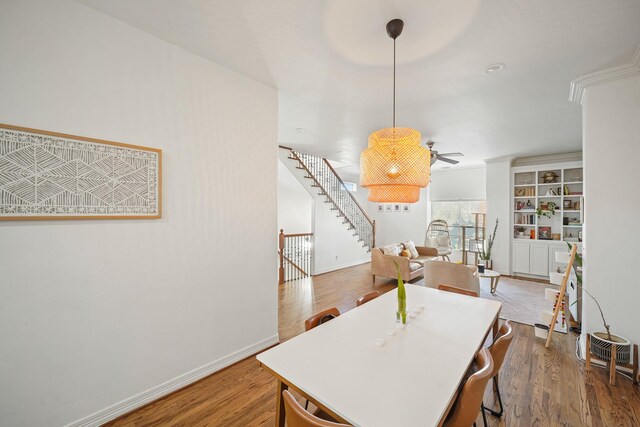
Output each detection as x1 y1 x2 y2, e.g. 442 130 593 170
278 229 285 284
372 220 376 249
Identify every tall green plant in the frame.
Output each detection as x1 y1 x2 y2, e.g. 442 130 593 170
393 261 407 324
480 219 499 261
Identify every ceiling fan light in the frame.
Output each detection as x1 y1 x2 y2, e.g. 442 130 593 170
360 127 431 203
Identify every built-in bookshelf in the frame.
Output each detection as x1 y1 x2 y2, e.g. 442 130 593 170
512 164 584 242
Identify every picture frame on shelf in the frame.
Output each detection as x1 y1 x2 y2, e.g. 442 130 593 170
563 200 572 209
539 226 552 240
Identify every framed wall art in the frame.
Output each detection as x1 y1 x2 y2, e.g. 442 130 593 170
0 124 162 220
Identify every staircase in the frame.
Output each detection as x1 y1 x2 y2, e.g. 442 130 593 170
281 146 375 251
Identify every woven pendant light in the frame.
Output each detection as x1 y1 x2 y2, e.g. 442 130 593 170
360 19 430 203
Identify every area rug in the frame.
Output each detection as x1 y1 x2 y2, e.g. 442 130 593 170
479 276 558 326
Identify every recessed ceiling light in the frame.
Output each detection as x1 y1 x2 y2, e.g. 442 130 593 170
483 63 505 75
295 127 305 133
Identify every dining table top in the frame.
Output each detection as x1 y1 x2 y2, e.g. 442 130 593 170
257 284 502 427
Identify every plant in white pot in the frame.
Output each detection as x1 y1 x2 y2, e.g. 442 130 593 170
567 243 632 366
479 219 498 270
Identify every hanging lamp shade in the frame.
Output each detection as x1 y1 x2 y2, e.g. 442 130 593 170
361 127 430 202
359 19 431 203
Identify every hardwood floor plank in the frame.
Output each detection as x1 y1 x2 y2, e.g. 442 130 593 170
106 263 640 427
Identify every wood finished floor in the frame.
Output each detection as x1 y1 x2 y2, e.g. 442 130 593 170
107 263 640 427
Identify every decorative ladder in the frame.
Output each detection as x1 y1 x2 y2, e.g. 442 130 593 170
281 147 375 253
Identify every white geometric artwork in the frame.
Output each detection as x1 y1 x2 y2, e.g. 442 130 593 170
0 124 162 219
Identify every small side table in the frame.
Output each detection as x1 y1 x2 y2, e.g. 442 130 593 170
479 269 501 294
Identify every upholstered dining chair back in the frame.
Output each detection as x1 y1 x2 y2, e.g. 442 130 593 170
356 291 380 307
305 308 340 331
425 261 480 295
282 390 350 427
437 284 479 298
489 320 514 378
443 348 494 427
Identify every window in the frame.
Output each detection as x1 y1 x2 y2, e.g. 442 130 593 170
430 200 486 251
342 181 357 192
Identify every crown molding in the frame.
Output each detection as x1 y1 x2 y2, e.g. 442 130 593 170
512 151 582 167
569 45 640 104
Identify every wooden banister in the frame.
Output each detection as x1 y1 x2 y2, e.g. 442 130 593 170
279 229 313 284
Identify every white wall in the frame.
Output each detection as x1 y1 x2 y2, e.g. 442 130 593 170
429 167 486 201
485 159 512 274
368 189 429 248
581 74 640 348
313 186 371 274
278 160 313 234
0 1 278 426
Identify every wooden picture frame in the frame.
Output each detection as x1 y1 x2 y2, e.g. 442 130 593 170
0 123 162 220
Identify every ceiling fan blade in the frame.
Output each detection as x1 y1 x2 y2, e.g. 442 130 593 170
436 156 460 165
437 152 464 157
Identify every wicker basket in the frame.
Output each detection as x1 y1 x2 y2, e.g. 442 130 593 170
589 332 631 365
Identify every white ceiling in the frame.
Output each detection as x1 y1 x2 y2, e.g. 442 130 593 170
78 0 640 178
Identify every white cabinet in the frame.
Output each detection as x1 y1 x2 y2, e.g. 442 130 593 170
511 241 573 277
512 242 530 273
530 244 549 275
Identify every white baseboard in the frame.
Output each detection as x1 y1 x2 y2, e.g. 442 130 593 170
313 259 369 275
65 334 279 427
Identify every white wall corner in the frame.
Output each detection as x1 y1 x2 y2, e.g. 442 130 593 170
569 44 640 104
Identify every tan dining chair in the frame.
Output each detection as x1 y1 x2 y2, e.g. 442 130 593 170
482 320 514 420
356 291 380 307
437 284 479 298
425 261 480 295
283 390 350 427
305 308 340 331
443 348 494 427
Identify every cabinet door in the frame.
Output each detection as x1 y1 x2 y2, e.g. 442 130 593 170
512 242 530 273
530 244 549 276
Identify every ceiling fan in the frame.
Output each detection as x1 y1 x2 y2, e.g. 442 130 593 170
426 140 464 165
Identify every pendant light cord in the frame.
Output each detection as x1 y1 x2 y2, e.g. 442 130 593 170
393 38 396 129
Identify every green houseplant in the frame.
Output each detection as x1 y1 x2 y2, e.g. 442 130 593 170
536 201 557 219
393 261 407 324
480 219 498 269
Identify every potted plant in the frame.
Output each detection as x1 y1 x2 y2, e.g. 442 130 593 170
515 226 526 237
568 243 632 365
536 201 557 219
479 219 498 270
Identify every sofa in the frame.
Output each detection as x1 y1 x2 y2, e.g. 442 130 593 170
371 242 438 283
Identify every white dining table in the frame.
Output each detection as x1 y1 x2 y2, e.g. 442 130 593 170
257 285 502 427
